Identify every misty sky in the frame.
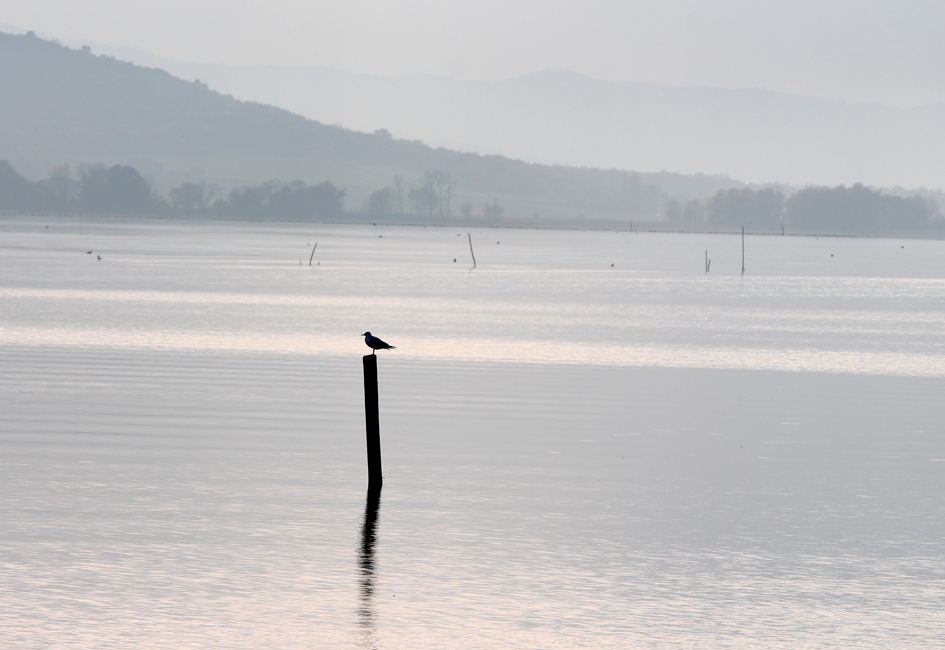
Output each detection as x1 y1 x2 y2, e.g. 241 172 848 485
5 0 945 107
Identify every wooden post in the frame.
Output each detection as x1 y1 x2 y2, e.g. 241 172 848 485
468 233 477 269
741 227 745 276
363 355 383 487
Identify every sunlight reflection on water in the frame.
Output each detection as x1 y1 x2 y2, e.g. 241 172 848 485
2 324 945 377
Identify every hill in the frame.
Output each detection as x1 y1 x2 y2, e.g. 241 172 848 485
79 43 945 191
2 30 757 221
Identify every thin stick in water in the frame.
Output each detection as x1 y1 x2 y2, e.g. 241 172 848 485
468 233 477 269
741 227 745 276
309 242 318 266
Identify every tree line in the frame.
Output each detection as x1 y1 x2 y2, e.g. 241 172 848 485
0 160 345 219
667 185 942 233
4 158 942 232
1 159 500 221
364 169 506 221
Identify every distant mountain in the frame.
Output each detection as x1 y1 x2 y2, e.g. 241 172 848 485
98 52 945 191
2 30 753 220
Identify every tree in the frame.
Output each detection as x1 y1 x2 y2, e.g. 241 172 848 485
483 198 504 221
170 182 205 212
42 164 74 211
390 175 406 214
367 187 394 215
408 185 436 217
707 188 784 229
682 200 705 224
0 160 40 211
665 199 682 223
227 183 272 218
428 170 456 218
460 202 473 219
410 169 456 218
785 184 936 233
77 164 154 214
268 180 345 218
224 179 345 219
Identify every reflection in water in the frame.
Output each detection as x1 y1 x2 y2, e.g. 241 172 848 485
358 486 381 647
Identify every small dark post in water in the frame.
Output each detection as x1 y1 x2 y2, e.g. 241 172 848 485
468 233 477 269
309 242 318 266
363 355 383 487
705 250 710 274
741 227 745 276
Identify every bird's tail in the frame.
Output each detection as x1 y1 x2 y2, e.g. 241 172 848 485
389 345 397 349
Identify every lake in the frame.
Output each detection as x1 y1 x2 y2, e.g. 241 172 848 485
1 216 944 648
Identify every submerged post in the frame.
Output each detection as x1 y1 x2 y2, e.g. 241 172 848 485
468 233 477 270
741 227 745 276
363 355 383 487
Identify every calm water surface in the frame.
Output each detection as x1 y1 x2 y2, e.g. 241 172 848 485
1 217 944 648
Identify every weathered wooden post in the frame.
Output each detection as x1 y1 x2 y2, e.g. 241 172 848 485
468 233 477 269
741 226 745 276
362 354 383 488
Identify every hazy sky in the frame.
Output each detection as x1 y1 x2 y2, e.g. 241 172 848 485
5 0 945 106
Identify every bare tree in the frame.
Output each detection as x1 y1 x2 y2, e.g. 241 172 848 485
442 181 455 218
390 175 406 214
421 169 456 218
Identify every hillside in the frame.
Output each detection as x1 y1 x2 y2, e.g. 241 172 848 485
1 30 751 220
78 43 945 191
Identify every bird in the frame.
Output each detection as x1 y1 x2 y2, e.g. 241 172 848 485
362 332 395 355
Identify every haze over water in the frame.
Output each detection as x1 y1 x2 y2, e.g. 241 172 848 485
2 216 944 648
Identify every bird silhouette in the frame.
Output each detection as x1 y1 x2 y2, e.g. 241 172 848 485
362 332 395 355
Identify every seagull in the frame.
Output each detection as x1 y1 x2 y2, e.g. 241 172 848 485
362 332 396 355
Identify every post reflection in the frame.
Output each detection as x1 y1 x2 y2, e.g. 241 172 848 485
358 485 381 647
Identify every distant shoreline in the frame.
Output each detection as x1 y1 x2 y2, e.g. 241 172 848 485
3 212 943 241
